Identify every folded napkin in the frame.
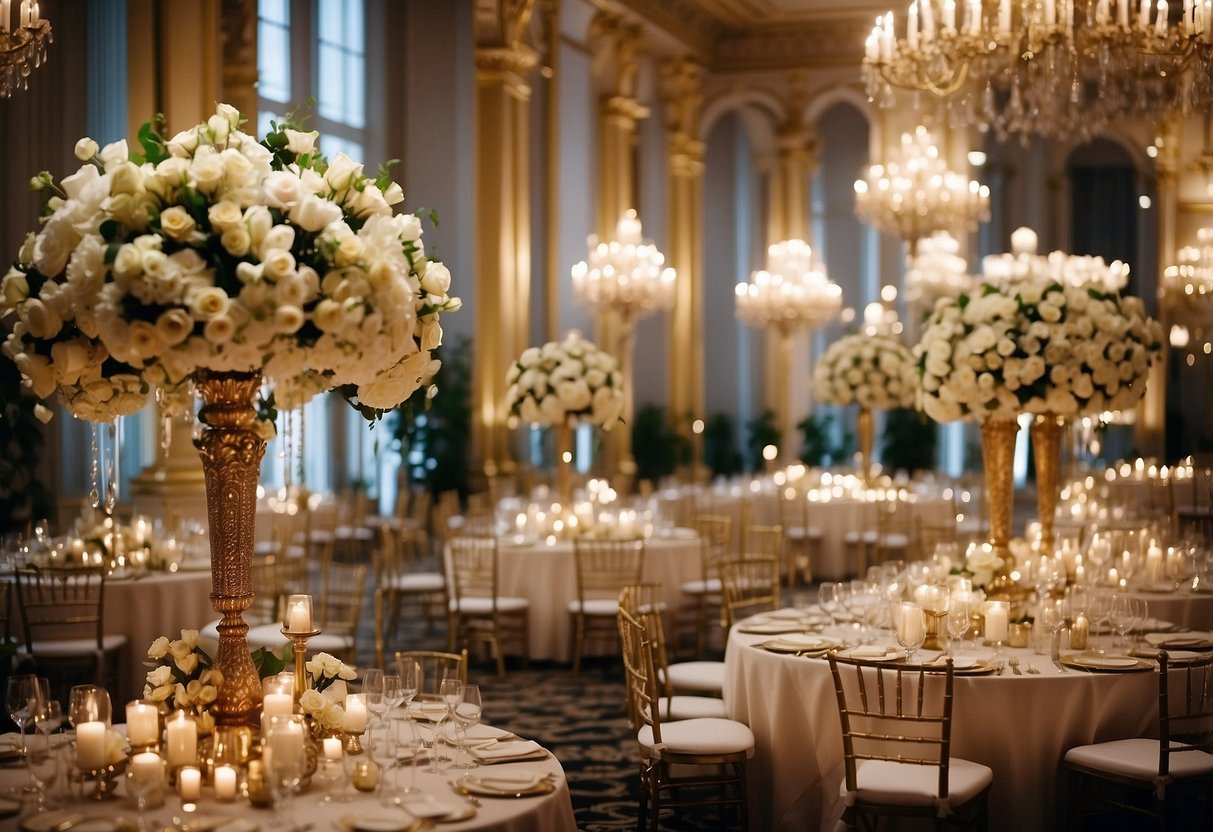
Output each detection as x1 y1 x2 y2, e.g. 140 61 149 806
463 723 513 742
402 796 461 819
466 771 546 790
1145 631 1212 647
472 739 543 761
0 733 21 751
409 702 451 721
842 646 898 659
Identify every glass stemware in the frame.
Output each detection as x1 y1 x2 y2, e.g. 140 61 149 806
453 684 482 771
397 715 424 796
817 583 842 626
6 675 43 756
427 676 462 774
26 730 60 813
1039 597 1070 659
67 685 112 729
264 715 307 832
894 602 927 663
125 754 164 832
946 599 970 656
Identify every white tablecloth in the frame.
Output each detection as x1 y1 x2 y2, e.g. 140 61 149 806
1129 586 1213 631
493 535 701 662
724 617 1158 832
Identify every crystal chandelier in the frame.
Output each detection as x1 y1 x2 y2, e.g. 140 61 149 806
1 1 52 98
853 125 990 246
734 239 843 334
863 1 1213 140
1163 227 1213 335
571 209 675 322
905 231 974 311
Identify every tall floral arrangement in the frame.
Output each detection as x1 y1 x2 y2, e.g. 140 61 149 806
812 332 917 410
0 104 461 422
505 331 624 429
915 230 1161 424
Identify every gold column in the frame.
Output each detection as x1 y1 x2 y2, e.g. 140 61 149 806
220 0 259 124
661 58 706 433
473 42 539 479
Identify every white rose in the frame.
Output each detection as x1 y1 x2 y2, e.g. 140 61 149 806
274 305 305 334
221 227 252 257
419 262 452 296
324 152 363 191
291 195 343 232
190 153 226 193
22 298 63 339
156 309 194 346
203 315 235 344
2 270 30 309
539 393 566 424
284 129 319 155
98 140 129 171
14 352 57 398
74 137 99 160
208 200 244 233
263 170 303 209
519 395 541 422
189 287 230 319
396 213 423 242
262 249 296 281
420 319 442 350
314 299 344 332
159 206 196 241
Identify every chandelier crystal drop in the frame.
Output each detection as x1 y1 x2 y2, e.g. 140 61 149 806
1 1 52 99
854 125 990 244
1163 227 1213 330
571 209 676 319
863 0 1213 141
734 239 843 333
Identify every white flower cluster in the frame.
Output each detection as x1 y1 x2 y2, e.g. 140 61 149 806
812 332 917 410
905 231 972 310
916 275 1161 424
144 628 222 731
0 104 461 422
505 331 625 429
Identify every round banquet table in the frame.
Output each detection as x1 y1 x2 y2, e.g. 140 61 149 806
492 533 702 662
1129 585 1213 631
724 616 1159 832
0 729 577 832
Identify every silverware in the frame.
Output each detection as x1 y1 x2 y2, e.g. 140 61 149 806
449 779 481 807
1008 657 1023 676
1051 657 1070 673
994 660 1006 675
1025 663 1041 674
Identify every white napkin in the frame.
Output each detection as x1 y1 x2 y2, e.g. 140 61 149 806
463 723 513 742
402 796 460 819
472 739 543 761
409 702 451 721
1145 631 1211 647
768 634 833 649
467 771 545 790
842 646 898 659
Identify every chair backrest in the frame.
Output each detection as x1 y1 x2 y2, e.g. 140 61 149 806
719 555 780 628
434 490 462 539
779 486 807 530
617 602 664 746
14 567 108 650
1158 651 1213 778
827 655 954 801
0 580 11 643
693 514 733 581
446 536 499 606
619 582 671 729
466 492 493 519
573 539 645 603
741 524 783 560
318 561 368 637
395 649 469 700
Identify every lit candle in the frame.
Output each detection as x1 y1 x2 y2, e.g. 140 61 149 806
213 765 237 801
1118 0 1131 25
1097 0 1110 23
1146 543 1163 583
263 692 294 718
129 752 164 790
266 719 305 769
0 1 11 33
999 0 1012 33
285 594 313 633
984 601 1009 643
908 1 920 49
881 12 895 60
18 0 29 28
126 701 160 748
1156 0 1169 35
897 603 926 645
920 0 935 39
165 711 197 769
323 736 344 761
1140 0 1152 26
177 766 201 801
76 721 107 770
1045 0 1056 24
344 694 368 733
943 0 956 32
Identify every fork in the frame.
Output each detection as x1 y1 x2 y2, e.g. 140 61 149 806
1025 663 1041 674
1008 657 1023 676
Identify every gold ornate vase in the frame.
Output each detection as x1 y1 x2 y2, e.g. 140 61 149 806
194 369 266 727
1030 414 1064 555
555 423 574 504
857 407 875 483
980 417 1025 601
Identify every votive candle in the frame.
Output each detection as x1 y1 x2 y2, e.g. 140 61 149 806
129 752 164 788
323 736 344 761
126 701 160 748
178 766 201 800
165 711 197 768
76 721 107 769
263 692 294 718
344 694 368 732
285 594 313 633
213 765 237 801
984 601 1009 643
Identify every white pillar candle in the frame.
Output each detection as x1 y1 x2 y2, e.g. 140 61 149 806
908 1 920 49
76 721 107 770
1045 0 1056 24
943 0 956 32
129 752 163 788
897 604 926 644
177 766 201 801
984 602 1009 642
999 0 1012 33
323 736 344 761
344 694 368 732
881 12 895 60
266 720 305 768
213 765 237 801
1140 0 1152 26
263 692 294 718
285 594 313 633
1156 0 1169 34
126 702 160 748
165 711 197 769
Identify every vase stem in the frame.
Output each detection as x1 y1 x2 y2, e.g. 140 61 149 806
857 408 874 484
195 369 266 727
555 424 574 504
1031 414 1065 555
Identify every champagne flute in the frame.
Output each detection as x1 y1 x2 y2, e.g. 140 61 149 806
454 684 482 772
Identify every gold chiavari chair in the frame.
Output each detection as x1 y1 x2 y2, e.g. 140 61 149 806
433 489 463 548
569 538 646 675
872 495 914 566
13 566 126 692
617 603 753 832
778 487 821 586
917 516 960 560
1064 651 1213 829
394 649 468 701
741 524 783 560
718 555 780 631
827 655 993 831
678 514 733 657
247 560 367 663
445 535 529 678
373 525 447 668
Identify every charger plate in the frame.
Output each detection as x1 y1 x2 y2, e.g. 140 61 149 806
337 815 428 832
1060 655 1154 672
460 773 556 798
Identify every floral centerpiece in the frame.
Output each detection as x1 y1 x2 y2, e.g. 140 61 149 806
0 105 460 726
812 332 916 411
505 330 624 429
144 629 227 736
298 652 358 735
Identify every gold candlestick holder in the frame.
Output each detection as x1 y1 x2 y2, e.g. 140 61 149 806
343 729 367 756
281 626 322 701
923 608 948 651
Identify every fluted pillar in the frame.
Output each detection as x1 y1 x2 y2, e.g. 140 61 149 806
220 0 259 124
473 42 539 478
662 58 706 432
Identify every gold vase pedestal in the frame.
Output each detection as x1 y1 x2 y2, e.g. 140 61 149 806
980 417 1027 603
555 423 575 504
1030 414 1065 555
194 369 267 732
857 407 875 483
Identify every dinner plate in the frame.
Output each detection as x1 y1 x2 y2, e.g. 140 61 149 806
20 816 137 832
740 621 811 635
460 773 557 797
472 740 548 764
409 703 452 722
921 658 997 676
1060 655 1154 672
337 814 425 832
400 796 476 822
759 635 840 654
1144 632 1213 649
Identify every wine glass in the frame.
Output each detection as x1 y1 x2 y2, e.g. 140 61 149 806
126 754 164 832
264 715 307 831
818 583 842 626
397 659 421 716
894 602 926 664
7 674 42 756
1088 590 1115 653
379 674 403 803
68 685 112 729
946 598 970 657
453 684 482 771
1039 597 1070 659
428 676 462 773
26 731 61 813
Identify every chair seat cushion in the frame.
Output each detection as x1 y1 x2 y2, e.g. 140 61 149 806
26 634 127 657
449 597 529 614
785 526 824 541
639 717 754 758
1065 737 1213 781
658 695 730 721
845 758 993 809
844 530 880 544
680 579 722 595
566 598 619 616
660 661 725 694
879 533 910 548
387 573 445 592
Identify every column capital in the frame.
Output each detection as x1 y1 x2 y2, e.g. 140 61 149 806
660 57 705 140
590 12 645 101
669 135 705 177
602 94 650 127
476 43 541 79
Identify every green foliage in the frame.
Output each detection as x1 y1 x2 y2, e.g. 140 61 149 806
393 336 472 498
0 332 52 535
880 408 939 475
632 405 689 483
251 646 291 679
703 413 743 478
744 409 780 472
797 412 853 467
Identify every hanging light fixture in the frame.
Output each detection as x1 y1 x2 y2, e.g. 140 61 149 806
1 1 52 99
863 1 1213 141
853 125 990 248
1163 227 1213 339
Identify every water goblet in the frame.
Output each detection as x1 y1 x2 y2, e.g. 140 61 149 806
894 602 926 664
264 714 307 831
68 685 112 729
453 684 482 771
817 583 842 626
397 717 424 796
6 674 42 757
946 599 970 657
26 730 60 813
427 676 463 773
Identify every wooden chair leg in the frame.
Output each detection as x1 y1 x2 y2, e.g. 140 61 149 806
571 613 584 676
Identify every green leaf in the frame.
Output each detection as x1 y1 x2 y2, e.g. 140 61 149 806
251 646 290 680
136 115 169 165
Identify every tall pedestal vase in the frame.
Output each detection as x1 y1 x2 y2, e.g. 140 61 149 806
555 423 575 504
980 417 1025 601
194 370 266 727
857 407 875 483
1031 414 1065 555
